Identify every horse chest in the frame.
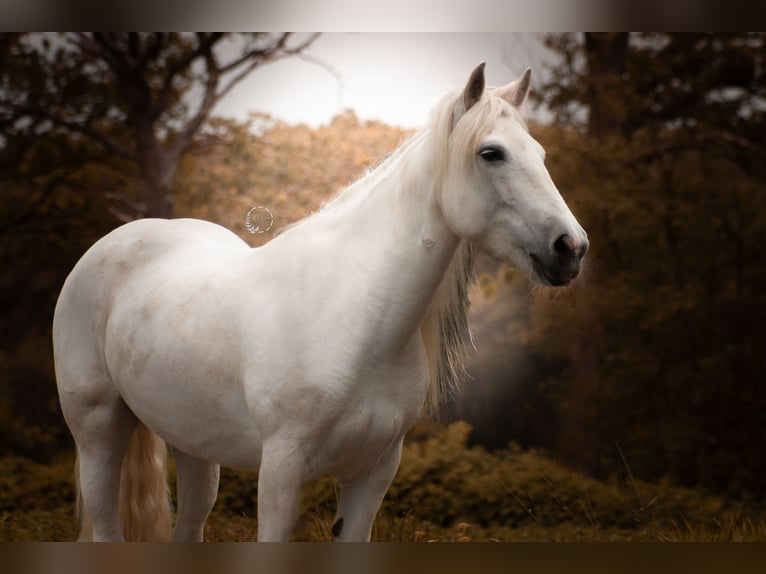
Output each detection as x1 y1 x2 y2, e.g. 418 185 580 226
306 351 428 480
317 391 412 481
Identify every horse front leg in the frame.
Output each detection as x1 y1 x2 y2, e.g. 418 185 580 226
256 440 307 541
333 440 403 542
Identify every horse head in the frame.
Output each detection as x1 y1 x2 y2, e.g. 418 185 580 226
438 63 588 287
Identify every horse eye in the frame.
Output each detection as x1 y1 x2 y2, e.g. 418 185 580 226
478 146 506 163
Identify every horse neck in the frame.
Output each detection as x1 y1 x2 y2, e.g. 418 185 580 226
323 134 462 350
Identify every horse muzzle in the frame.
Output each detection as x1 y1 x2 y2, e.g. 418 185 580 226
529 232 589 287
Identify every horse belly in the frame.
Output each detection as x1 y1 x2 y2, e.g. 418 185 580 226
116 360 264 470
110 339 263 469
103 281 265 470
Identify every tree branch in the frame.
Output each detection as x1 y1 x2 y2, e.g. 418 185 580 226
136 33 166 71
89 33 133 76
70 32 100 58
4 102 135 159
151 33 224 120
168 34 319 158
216 33 321 102
168 48 221 158
0 172 68 235
218 33 289 75
295 51 344 95
76 33 156 116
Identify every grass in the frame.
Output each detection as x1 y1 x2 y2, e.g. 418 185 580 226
2 423 765 542
6 503 766 542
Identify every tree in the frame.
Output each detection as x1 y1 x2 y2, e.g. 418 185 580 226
523 33 766 495
542 33 766 147
0 33 318 458
0 32 319 218
583 32 629 138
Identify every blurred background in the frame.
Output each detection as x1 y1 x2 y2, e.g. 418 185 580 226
2 33 766 540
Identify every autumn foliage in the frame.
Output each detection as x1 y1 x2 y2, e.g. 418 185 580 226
3 33 766 540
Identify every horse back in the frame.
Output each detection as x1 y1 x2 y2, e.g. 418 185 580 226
53 218 248 388
61 217 246 299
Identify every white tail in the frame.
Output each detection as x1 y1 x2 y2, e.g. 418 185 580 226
75 422 172 541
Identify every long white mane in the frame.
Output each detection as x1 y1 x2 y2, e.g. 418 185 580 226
281 88 519 413
420 239 474 414
419 88 528 413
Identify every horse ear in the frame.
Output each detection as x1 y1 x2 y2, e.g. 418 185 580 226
463 61 486 111
452 62 486 129
494 67 532 108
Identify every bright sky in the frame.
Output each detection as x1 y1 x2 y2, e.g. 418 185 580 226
213 33 556 129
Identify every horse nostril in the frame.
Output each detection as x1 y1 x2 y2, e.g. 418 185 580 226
553 234 575 257
579 237 589 260
554 233 588 262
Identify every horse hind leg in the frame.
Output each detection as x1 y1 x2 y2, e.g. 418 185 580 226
171 447 220 542
57 343 172 540
71 397 138 541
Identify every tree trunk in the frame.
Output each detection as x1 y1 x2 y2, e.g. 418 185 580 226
136 128 178 219
584 33 629 139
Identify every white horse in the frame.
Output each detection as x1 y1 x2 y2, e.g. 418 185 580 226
53 63 588 542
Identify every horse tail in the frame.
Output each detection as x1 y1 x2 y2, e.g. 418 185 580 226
74 422 173 541
119 422 172 541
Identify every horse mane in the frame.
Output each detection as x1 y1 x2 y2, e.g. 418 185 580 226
278 86 518 415
419 240 474 415
417 87 516 415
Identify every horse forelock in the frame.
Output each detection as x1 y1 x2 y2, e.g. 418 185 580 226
425 88 527 178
